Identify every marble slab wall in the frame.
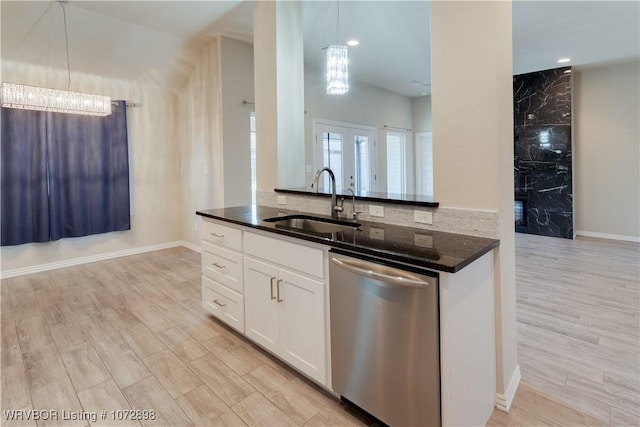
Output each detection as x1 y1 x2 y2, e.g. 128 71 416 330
514 67 573 239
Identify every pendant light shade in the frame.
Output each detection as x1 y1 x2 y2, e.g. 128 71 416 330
326 45 349 95
1 82 111 116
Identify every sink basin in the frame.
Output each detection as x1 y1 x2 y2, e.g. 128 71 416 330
263 214 360 234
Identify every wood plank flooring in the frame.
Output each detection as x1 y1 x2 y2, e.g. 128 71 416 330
0 248 374 427
2 234 638 427
491 233 640 426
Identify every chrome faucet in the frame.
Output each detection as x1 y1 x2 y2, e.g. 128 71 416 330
343 187 362 220
312 167 343 219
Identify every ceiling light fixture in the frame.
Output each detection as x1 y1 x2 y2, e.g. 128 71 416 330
326 0 349 95
347 39 359 47
557 57 571 63
1 1 111 116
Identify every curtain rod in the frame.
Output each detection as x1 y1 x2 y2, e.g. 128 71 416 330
112 101 138 108
384 124 411 132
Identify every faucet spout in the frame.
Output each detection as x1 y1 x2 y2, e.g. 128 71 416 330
312 167 342 219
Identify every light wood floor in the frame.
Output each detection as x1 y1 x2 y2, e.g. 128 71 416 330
501 233 639 426
1 234 638 427
1 247 375 427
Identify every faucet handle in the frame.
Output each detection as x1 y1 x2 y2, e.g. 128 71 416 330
335 197 344 212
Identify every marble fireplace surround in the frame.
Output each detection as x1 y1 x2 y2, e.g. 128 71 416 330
514 66 574 239
257 190 499 239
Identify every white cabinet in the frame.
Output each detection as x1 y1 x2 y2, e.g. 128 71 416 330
201 219 244 332
200 218 329 386
244 234 327 385
244 258 280 353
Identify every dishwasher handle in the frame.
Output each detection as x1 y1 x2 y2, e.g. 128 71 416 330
331 257 431 288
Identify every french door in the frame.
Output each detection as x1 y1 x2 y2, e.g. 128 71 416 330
313 120 376 193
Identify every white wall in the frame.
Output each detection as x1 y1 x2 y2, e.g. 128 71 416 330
574 60 640 240
412 95 432 133
220 37 255 208
431 0 517 416
0 61 182 272
178 40 224 246
304 65 414 190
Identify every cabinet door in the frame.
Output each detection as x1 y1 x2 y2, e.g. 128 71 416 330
244 257 279 354
278 268 327 385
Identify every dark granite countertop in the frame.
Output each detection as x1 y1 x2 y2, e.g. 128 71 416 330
196 205 499 273
275 187 439 207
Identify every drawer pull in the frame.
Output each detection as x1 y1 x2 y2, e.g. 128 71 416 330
212 299 227 307
270 277 277 300
212 262 226 269
277 279 283 303
210 232 224 238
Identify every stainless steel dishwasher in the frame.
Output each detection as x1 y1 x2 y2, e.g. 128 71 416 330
329 249 441 427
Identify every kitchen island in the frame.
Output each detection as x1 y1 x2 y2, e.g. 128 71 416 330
196 205 499 427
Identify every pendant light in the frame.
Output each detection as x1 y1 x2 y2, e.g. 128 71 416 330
1 1 111 116
326 0 349 95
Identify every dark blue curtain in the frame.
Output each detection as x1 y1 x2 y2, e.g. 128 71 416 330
1 101 130 246
48 101 130 240
1 108 50 245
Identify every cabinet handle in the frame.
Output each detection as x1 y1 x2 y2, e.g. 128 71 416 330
276 279 283 303
210 232 224 238
212 299 226 307
270 277 277 300
212 262 226 269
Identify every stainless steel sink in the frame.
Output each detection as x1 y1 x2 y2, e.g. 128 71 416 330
263 215 360 234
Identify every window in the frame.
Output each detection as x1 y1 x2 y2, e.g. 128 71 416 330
322 131 344 190
386 131 406 194
314 119 376 193
415 132 434 196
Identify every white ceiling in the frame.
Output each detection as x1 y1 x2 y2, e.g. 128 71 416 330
1 1 638 95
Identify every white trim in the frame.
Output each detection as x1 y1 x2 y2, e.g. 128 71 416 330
495 365 521 412
179 240 201 253
575 230 640 243
0 241 200 279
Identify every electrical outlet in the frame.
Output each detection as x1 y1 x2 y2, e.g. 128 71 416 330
369 205 384 217
414 210 433 224
369 227 385 240
277 195 287 205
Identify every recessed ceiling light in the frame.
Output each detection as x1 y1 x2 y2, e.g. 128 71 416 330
557 58 571 63
347 40 359 47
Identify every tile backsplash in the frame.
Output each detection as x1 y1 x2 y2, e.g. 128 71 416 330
257 190 499 238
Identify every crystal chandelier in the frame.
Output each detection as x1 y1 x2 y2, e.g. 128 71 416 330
2 83 111 116
1 1 111 116
326 45 349 95
326 0 348 95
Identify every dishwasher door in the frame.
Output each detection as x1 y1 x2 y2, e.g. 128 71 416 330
329 251 441 427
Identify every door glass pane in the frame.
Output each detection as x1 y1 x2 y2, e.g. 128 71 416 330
354 134 371 192
387 132 406 194
322 132 343 190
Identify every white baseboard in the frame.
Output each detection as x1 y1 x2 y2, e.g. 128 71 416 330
179 240 201 253
1 241 198 279
495 365 521 413
575 230 639 243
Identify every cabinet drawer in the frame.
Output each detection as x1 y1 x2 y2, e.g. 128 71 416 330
244 232 324 279
202 276 244 333
202 241 243 293
201 219 242 252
